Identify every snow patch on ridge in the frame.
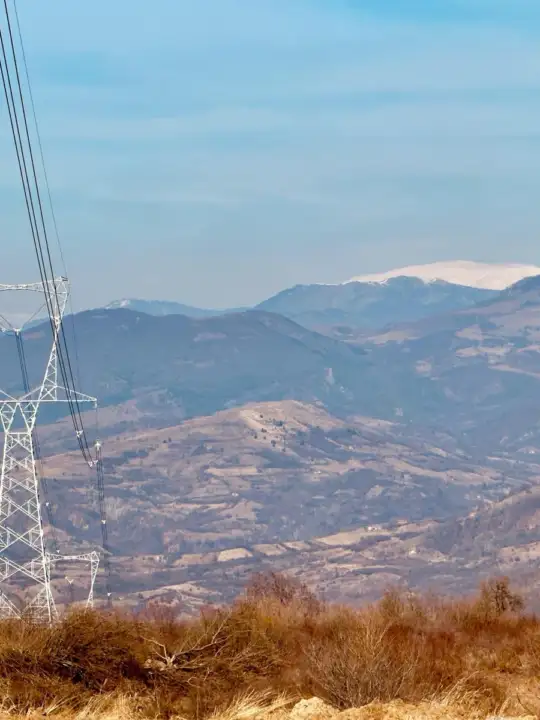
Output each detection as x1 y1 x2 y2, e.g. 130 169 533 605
347 261 540 291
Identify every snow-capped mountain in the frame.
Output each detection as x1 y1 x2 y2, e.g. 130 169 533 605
348 261 540 291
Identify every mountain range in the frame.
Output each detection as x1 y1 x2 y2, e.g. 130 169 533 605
33 268 540 446
104 277 496 334
104 261 540 332
8 259 540 610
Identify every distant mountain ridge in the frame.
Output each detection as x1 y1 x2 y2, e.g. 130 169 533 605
104 298 243 318
255 276 497 330
106 270 518 331
104 263 540 333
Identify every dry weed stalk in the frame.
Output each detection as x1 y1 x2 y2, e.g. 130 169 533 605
143 611 230 671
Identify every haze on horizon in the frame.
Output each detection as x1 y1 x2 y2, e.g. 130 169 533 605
1 0 540 310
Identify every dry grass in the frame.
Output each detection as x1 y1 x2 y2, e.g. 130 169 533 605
0 574 537 719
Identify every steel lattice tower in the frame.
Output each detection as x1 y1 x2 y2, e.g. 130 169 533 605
0 277 99 622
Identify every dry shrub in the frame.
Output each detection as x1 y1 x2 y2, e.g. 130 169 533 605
246 572 322 616
480 576 525 615
303 605 464 709
0 573 536 718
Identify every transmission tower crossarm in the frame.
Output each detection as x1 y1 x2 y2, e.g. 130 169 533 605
0 389 18 403
0 281 65 292
18 386 97 406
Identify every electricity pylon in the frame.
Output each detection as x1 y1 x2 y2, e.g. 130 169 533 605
0 277 99 622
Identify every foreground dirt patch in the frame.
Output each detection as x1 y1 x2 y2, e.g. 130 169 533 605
287 697 536 720
2 696 532 720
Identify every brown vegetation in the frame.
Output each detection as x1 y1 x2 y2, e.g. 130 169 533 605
0 573 537 718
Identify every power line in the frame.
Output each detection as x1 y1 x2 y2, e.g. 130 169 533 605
12 0 67 278
0 24 89 466
12 0 84 398
0 0 113 612
1 0 94 466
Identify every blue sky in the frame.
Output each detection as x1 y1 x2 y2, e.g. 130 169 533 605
1 0 540 308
